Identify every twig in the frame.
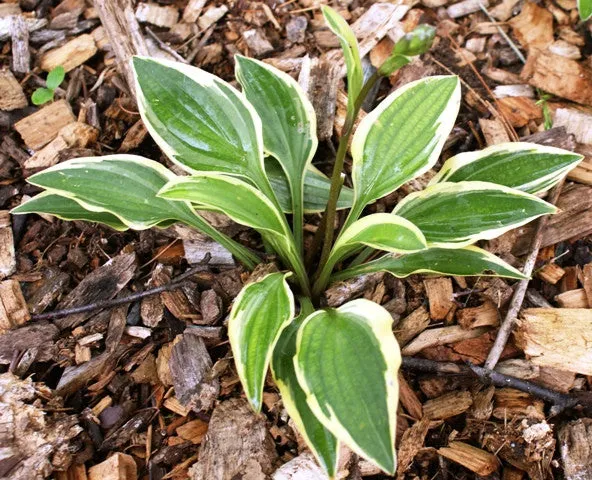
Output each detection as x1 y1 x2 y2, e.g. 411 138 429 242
30 256 211 322
484 180 565 369
146 27 189 64
401 357 581 411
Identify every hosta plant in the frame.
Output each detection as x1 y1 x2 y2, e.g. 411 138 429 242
13 7 582 478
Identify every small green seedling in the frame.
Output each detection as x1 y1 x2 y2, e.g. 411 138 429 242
31 66 65 105
13 8 583 478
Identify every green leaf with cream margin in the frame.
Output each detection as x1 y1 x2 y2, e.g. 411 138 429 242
158 173 308 285
132 56 274 199
430 142 583 194
266 161 354 213
394 181 556 247
314 213 427 291
229 272 294 412
295 299 400 474
271 299 338 478
235 55 317 247
18 155 261 269
348 76 461 225
321 5 363 112
332 246 528 283
12 191 128 231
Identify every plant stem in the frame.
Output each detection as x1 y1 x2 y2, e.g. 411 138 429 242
313 71 381 291
182 212 261 270
291 182 304 256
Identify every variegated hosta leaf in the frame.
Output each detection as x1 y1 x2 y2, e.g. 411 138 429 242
332 246 528 283
394 181 556 247
229 272 294 412
330 213 427 265
22 155 200 229
12 192 129 231
266 160 354 213
18 156 261 269
322 5 363 112
158 173 287 237
132 56 270 192
295 299 400 474
271 299 338 477
349 76 461 219
235 55 317 199
431 142 583 194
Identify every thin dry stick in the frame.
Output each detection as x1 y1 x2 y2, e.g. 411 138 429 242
31 258 210 322
484 180 565 369
401 357 581 410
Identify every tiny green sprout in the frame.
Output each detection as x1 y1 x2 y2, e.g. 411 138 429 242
31 66 66 106
379 24 436 76
579 0 591 20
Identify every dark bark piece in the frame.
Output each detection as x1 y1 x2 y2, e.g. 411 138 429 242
169 331 219 412
9 15 30 74
54 251 137 330
559 418 592 480
521 126 576 151
93 0 148 98
0 321 58 364
55 351 115 396
99 408 156 451
189 398 278 480
198 289 222 325
325 272 384 307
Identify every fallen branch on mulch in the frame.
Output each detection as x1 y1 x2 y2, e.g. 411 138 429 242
401 356 592 412
30 255 211 321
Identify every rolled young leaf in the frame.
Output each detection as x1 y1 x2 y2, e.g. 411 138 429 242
22 155 261 268
321 6 363 112
132 56 272 197
394 181 556 247
266 160 354 213
229 272 295 412
12 191 128 231
271 299 338 478
295 299 400 474
430 142 583 194
348 76 461 226
331 246 528 283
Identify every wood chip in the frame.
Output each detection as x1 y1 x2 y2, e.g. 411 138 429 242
479 117 512 145
197 5 227 31
457 301 499 329
24 121 98 169
438 442 500 476
554 288 589 308
0 321 58 364
0 279 30 332
243 29 274 57
135 3 179 28
394 306 430 346
447 0 489 18
402 325 491 356
397 418 430 476
497 96 542 128
521 50 592 106
189 398 278 480
424 277 454 321
554 108 592 145
537 262 566 284
0 211 15 280
558 418 592 480
509 2 553 51
176 419 208 444
39 34 97 72
515 308 592 375
88 452 137 480
0 68 26 111
169 331 219 412
14 99 76 150
423 390 473 419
